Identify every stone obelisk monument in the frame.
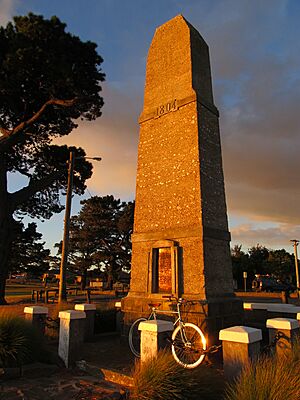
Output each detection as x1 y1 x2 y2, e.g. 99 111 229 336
122 15 242 344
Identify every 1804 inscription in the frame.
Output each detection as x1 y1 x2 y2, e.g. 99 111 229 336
155 99 177 118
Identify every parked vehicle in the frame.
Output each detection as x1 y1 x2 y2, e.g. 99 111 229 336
252 275 294 292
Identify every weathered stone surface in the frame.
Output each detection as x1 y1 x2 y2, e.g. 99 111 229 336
220 326 262 379
267 317 300 357
139 320 173 363
75 304 96 341
24 306 48 335
58 311 86 367
122 15 243 343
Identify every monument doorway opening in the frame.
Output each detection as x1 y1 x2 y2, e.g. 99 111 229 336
148 240 179 296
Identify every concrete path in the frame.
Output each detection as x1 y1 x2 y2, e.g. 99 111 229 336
0 335 134 400
0 365 129 400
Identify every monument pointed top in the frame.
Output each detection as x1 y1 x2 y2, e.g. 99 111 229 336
142 14 214 114
155 14 187 29
155 14 208 47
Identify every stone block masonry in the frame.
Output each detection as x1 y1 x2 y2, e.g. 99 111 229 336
24 306 48 335
122 15 243 345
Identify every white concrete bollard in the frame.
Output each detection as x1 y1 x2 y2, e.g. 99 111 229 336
24 306 48 335
266 317 300 357
115 301 123 333
74 304 96 341
219 326 262 379
139 320 173 363
58 310 86 367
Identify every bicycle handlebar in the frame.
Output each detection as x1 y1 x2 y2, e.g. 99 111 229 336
161 295 207 306
162 295 177 300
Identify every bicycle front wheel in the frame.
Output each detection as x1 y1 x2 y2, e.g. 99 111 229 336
128 317 147 357
171 322 206 368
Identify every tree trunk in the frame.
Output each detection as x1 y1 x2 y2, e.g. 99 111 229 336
106 260 115 290
80 268 87 290
107 273 113 290
0 158 13 304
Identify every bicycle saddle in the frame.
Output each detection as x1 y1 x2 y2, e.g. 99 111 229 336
148 303 161 308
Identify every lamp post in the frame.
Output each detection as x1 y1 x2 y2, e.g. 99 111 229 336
290 239 300 300
243 271 247 292
58 150 101 303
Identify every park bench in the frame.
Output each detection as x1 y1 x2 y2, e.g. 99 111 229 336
31 287 80 303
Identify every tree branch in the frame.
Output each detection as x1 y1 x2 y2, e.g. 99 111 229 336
10 169 64 212
0 97 78 152
11 98 78 136
14 167 33 179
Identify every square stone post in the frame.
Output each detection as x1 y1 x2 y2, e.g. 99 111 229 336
74 304 96 341
58 310 86 367
219 326 262 379
24 306 48 335
139 320 173 363
266 317 300 357
115 301 123 333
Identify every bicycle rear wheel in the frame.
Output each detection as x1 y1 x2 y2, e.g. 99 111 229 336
128 317 147 357
171 322 206 368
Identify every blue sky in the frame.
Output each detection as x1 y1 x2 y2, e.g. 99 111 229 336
1 0 300 254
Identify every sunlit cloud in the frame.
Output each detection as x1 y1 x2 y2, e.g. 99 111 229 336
0 0 17 26
55 83 140 201
203 1 300 231
231 222 300 250
8 0 300 251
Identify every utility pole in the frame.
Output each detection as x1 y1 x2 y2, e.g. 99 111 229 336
59 150 75 303
290 239 300 300
58 151 101 304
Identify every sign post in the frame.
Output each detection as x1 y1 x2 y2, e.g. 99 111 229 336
243 271 247 292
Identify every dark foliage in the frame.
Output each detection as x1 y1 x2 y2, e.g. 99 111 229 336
9 222 50 277
0 13 105 303
231 244 296 289
56 195 134 288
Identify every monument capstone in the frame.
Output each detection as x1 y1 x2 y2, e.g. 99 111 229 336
122 15 243 344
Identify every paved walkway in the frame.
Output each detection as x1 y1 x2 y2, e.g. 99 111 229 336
0 335 133 400
1 366 129 399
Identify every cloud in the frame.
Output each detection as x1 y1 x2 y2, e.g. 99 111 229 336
231 222 300 250
194 1 300 227
8 0 299 251
0 0 17 26
55 83 140 201
54 2 300 237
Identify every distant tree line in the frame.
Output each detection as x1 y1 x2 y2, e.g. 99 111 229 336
231 244 296 289
55 195 134 289
9 221 50 278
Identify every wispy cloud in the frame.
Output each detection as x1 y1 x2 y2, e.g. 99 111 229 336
0 0 17 26
231 222 300 250
8 0 300 250
55 83 140 200
198 1 300 229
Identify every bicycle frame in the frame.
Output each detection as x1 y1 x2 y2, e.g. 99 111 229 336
149 300 191 345
129 296 208 367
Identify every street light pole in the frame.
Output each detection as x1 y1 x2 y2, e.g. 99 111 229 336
290 239 300 300
58 151 101 304
59 150 75 303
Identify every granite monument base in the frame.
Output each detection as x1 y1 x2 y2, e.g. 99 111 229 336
122 294 243 346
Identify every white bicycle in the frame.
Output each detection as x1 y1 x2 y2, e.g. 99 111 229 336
128 296 207 369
